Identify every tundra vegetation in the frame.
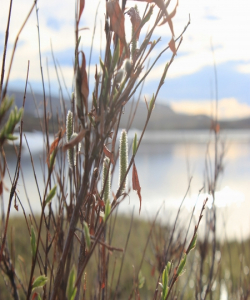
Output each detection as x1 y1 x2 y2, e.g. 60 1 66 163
0 0 249 299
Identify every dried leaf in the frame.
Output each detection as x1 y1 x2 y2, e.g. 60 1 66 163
127 7 142 41
132 162 142 214
47 128 65 164
135 0 168 17
158 0 179 29
103 145 114 164
14 198 18 211
78 0 85 22
106 0 129 57
215 123 220 133
63 129 87 151
151 265 156 277
135 0 178 36
168 37 177 55
31 293 38 300
79 51 89 110
49 137 59 156
108 131 114 139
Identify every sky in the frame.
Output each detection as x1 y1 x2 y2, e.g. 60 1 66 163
0 0 250 120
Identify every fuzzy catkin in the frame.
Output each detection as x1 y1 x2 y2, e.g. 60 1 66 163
102 157 111 204
66 110 75 169
66 110 73 142
119 129 128 194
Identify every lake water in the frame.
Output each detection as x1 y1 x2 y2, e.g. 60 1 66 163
2 130 250 240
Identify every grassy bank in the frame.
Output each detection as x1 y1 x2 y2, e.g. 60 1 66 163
1 215 249 299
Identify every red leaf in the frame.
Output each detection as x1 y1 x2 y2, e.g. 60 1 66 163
135 0 179 38
135 0 170 18
63 129 87 151
103 145 114 164
49 137 59 156
132 162 142 214
158 0 179 31
47 128 66 163
32 293 38 300
215 123 220 133
168 37 177 55
79 51 89 111
78 0 85 22
14 198 18 211
151 265 156 276
106 0 129 57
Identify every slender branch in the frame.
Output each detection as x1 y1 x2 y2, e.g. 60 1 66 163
0 0 13 99
2 0 37 100
0 60 29 263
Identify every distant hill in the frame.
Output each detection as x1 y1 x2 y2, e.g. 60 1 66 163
120 101 213 130
7 89 250 131
8 89 70 116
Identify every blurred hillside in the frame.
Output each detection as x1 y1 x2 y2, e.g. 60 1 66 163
8 89 250 132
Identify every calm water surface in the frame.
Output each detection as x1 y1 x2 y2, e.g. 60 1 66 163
2 130 250 240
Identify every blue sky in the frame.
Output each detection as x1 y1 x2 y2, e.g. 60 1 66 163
1 0 250 119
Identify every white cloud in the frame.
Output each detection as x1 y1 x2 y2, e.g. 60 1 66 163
237 63 250 74
1 0 250 90
170 97 250 120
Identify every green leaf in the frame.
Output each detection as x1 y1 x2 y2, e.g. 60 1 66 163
138 270 145 289
178 268 186 277
162 63 169 83
177 254 187 276
111 42 120 72
67 267 77 300
37 294 42 300
45 185 57 205
162 268 168 292
162 262 171 300
162 286 169 300
84 221 91 251
30 226 36 259
132 133 137 156
49 150 56 172
32 275 48 291
166 261 172 273
187 233 197 254
148 94 155 113
99 58 106 73
141 5 154 27
104 201 111 223
5 134 18 141
77 36 81 48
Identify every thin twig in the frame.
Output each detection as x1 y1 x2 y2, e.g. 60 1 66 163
2 1 37 100
0 0 13 99
0 60 29 263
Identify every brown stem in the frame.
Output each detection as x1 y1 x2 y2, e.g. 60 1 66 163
1 1 36 100
0 60 29 263
0 0 13 98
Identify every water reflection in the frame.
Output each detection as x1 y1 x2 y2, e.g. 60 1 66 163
2 130 250 240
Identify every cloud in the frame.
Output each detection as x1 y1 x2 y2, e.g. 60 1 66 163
170 98 250 120
1 0 250 100
237 63 250 74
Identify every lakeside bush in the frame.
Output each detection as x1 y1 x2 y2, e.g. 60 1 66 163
0 1 249 299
